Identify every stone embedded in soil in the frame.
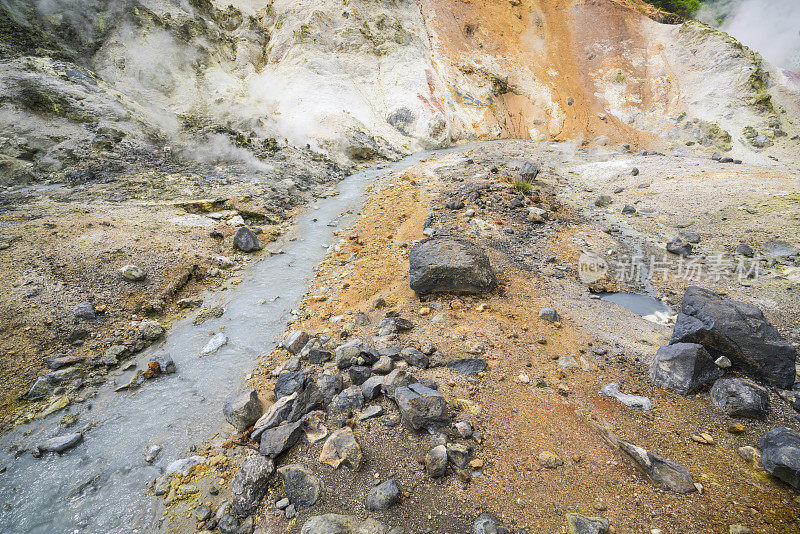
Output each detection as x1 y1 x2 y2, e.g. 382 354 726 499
382 368 417 400
619 440 696 494
710 378 769 419
138 319 164 341
72 302 96 320
400 347 429 369
319 427 363 470
538 451 564 468
301 515 386 534
259 420 304 458
538 308 560 322
376 317 415 336
278 464 323 506
425 444 448 477
224 388 263 431
409 236 496 294
231 455 275 517
394 383 448 430
359 405 383 420
45 354 84 370
446 358 487 376
763 240 800 259
37 432 83 454
759 427 800 489
119 264 146 281
233 226 262 252
275 371 307 399
649 342 723 396
670 286 797 389
735 243 754 257
152 349 176 374
565 512 610 534
365 479 401 510
473 512 511 534
447 443 472 467
144 444 161 464
600 383 652 410
666 237 692 256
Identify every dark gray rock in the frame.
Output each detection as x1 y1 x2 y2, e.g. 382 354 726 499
473 513 511 534
710 378 769 419
328 385 365 415
446 442 471 467
619 440 696 494
231 456 275 517
519 160 540 181
224 388 263 431
760 427 800 489
366 479 401 510
735 243 754 257
679 230 701 244
670 286 797 388
383 369 417 400
45 354 83 370
372 356 394 375
621 204 636 215
418 378 438 390
233 227 262 252
360 405 383 420
283 331 310 354
259 420 304 457
394 383 448 430
251 393 297 440
315 371 343 405
594 195 612 207
277 464 323 506
361 375 384 400
565 513 610 534
409 236 496 294
37 432 83 454
275 371 307 399
73 302 96 320
217 514 240 534
152 349 176 374
446 358 487 376
376 317 415 336
400 347 429 369
649 343 723 396
666 237 692 256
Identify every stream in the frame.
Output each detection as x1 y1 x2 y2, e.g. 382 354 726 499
0 144 475 534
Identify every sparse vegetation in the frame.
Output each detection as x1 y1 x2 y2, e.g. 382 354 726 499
512 179 533 193
641 0 704 18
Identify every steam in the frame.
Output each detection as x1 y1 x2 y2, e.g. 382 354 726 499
697 0 800 71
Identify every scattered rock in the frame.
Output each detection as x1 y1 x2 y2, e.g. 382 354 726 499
259 420 305 457
139 319 164 341
360 405 383 420
670 286 797 388
73 302 96 320
763 240 799 259
446 358 487 376
145 444 161 464
400 347 429 369
275 371 308 399
394 383 448 430
383 369 417 400
710 378 769 419
426 445 448 477
278 464 323 506
284 331 310 354
224 388 263 431
301 515 386 534
361 376 384 400
735 243 754 257
233 227 262 252
594 195 612 207
372 356 394 375
120 264 146 281
601 383 652 410
519 160 540 181
37 432 83 454
538 308 560 322
759 427 800 489
714 356 732 369
619 441 696 493
231 456 275 517
621 204 636 215
409 236 496 294
455 420 474 439
473 513 511 534
649 343 723 396
328 385 365 415
666 237 692 256
446 442 471 467
365 479 401 510
538 451 563 468
319 427 363 470
527 206 548 223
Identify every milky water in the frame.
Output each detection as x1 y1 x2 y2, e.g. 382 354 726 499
0 144 477 534
599 292 673 324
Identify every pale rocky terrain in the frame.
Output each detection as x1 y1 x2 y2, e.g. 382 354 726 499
1 0 799 533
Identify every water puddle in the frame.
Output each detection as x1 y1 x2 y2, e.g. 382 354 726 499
0 143 482 533
598 292 674 324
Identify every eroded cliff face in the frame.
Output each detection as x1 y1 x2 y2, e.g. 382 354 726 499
0 0 798 184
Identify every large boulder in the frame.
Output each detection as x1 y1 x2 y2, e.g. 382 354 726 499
233 226 262 252
259 420 304 457
710 378 769 419
277 464 323 506
223 388 262 431
394 383 448 430
231 456 275 517
409 236 496 294
760 427 800 489
649 342 723 395
670 287 797 389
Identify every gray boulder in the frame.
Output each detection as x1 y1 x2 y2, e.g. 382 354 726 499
649 342 723 395
670 286 797 388
565 513 610 534
519 160 540 181
277 464 323 506
759 427 800 489
361 375 385 400
473 513 511 534
409 236 496 294
275 371 307 399
328 385 365 415
233 227 262 252
224 389 262 431
231 456 275 517
259 420 304 457
400 347 429 369
710 378 769 419
394 383 448 430
301 515 386 534
37 433 83 454
151 349 176 374
425 445 448 477
365 479 401 510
